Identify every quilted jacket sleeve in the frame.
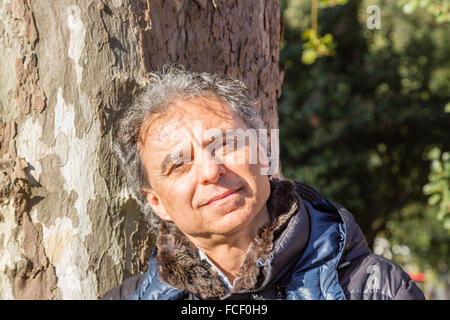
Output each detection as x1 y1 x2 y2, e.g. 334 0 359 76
392 277 426 300
101 273 145 300
338 253 425 300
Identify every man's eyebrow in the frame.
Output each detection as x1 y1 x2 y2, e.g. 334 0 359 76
160 153 175 173
160 146 191 173
160 150 184 173
203 128 230 146
160 128 236 172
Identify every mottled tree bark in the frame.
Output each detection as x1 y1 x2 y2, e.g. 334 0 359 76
0 0 282 299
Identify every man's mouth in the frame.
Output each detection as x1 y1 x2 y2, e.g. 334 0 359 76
202 188 242 207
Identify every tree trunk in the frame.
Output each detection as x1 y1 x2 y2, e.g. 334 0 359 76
0 0 282 299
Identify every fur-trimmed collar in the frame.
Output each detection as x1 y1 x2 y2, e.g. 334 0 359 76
154 178 300 299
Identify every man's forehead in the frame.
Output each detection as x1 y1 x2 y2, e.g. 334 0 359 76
140 97 242 144
139 96 249 159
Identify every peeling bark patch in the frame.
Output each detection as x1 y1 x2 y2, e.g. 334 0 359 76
67 5 86 85
14 52 46 115
15 210 57 300
38 205 97 299
0 120 17 182
46 87 100 299
11 0 46 115
15 116 47 183
0 201 24 299
0 120 29 203
112 0 123 8
91 96 108 135
53 87 97 238
41 216 76 265
129 0 151 79
34 155 79 229
117 197 154 278
12 180 57 300
11 0 38 49
0 157 57 299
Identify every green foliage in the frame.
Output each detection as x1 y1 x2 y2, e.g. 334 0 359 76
279 0 450 273
301 30 336 64
382 202 449 273
300 0 346 64
398 0 450 23
423 147 450 229
319 0 348 7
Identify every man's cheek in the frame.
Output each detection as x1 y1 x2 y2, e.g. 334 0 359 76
249 162 264 178
166 181 195 205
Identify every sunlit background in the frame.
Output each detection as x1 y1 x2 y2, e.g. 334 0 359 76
278 0 449 299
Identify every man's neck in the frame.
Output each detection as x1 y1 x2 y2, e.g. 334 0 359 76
186 205 270 283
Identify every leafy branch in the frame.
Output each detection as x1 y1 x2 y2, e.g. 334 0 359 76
301 0 347 64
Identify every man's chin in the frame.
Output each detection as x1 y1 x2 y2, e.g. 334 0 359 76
207 208 258 236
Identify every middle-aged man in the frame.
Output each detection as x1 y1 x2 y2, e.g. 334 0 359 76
103 66 425 300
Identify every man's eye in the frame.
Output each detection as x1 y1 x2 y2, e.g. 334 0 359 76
223 137 238 149
169 159 191 174
169 161 185 172
173 162 184 169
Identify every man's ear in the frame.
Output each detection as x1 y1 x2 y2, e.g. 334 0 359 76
141 187 172 222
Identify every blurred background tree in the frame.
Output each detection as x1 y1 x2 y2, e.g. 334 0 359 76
279 0 449 298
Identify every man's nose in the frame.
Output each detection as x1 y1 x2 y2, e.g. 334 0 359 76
197 150 226 184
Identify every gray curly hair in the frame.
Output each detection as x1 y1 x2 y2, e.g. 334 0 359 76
113 65 266 234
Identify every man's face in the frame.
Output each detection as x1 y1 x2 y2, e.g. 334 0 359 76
139 96 270 239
